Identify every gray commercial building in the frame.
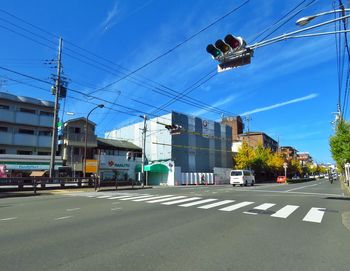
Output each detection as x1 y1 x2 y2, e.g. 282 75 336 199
106 111 233 173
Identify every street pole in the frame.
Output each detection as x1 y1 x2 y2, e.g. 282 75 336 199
141 115 147 187
83 104 104 178
49 37 63 178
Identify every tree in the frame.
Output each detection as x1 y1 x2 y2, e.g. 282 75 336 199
329 120 350 169
234 141 255 169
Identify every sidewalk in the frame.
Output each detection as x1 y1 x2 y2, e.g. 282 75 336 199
340 178 350 196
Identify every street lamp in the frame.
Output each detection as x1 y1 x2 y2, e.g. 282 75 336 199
83 104 104 177
296 9 350 26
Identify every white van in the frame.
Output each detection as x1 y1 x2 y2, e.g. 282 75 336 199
230 170 255 186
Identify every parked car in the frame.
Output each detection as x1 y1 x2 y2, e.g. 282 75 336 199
276 176 286 183
230 170 255 186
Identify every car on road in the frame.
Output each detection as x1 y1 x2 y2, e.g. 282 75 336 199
276 176 286 183
230 169 255 186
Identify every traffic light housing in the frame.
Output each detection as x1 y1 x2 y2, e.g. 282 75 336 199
206 33 251 72
206 44 222 59
215 39 230 54
224 34 246 51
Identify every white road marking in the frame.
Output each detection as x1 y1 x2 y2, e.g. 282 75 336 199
285 181 326 192
147 196 186 203
1 217 17 221
219 201 254 212
198 200 234 209
111 207 122 211
96 195 113 199
133 195 174 202
66 208 80 212
54 216 73 220
238 189 341 197
119 195 153 201
243 203 275 215
254 203 276 210
179 198 217 207
162 197 201 205
107 195 135 200
302 207 326 223
271 205 299 219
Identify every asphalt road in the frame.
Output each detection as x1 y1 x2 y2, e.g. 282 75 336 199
1 179 350 271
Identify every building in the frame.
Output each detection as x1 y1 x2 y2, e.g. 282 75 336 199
106 111 233 185
60 117 97 174
221 116 244 141
297 152 313 164
59 118 142 179
238 132 278 152
279 146 298 161
96 138 142 182
0 92 62 176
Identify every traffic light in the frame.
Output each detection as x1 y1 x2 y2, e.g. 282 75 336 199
206 44 222 58
224 34 246 51
165 124 183 135
206 33 251 72
215 39 230 54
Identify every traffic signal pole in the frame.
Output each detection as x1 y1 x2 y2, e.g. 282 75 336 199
49 37 63 178
141 115 147 187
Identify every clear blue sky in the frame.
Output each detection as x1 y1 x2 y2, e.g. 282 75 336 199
0 0 344 163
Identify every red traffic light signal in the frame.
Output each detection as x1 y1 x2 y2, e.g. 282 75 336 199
206 44 222 58
224 34 246 50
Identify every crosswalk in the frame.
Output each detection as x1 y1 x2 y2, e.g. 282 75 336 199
68 192 329 224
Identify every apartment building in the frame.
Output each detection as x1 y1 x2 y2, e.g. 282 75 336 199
238 132 278 152
0 92 62 175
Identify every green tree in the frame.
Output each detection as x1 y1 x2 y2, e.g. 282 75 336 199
329 120 350 169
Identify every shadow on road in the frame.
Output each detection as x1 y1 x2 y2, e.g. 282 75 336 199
326 196 350 201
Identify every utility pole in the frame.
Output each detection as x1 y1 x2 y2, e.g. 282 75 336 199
140 115 147 187
49 38 63 178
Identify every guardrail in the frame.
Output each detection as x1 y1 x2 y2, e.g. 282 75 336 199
0 177 144 194
0 177 97 194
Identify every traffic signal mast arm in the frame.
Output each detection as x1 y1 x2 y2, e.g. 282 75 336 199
207 11 350 72
248 12 350 50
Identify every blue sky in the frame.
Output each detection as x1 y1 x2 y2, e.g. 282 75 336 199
0 0 344 163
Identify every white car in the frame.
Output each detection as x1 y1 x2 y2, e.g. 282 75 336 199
230 170 255 186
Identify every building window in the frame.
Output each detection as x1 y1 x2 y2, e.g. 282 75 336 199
0 149 6 154
0 104 9 110
38 151 50 155
0 126 8 132
38 130 51 136
17 150 33 155
18 129 35 135
69 127 81 134
19 108 36 114
73 147 80 155
40 111 54 117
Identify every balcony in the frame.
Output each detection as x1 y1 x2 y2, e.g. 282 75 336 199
63 133 97 147
13 133 37 147
37 135 52 148
0 109 15 123
15 112 39 126
39 115 53 127
0 131 13 145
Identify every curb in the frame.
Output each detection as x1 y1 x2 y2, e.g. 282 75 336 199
340 180 350 196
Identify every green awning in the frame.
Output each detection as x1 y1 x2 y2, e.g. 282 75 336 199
144 164 169 173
